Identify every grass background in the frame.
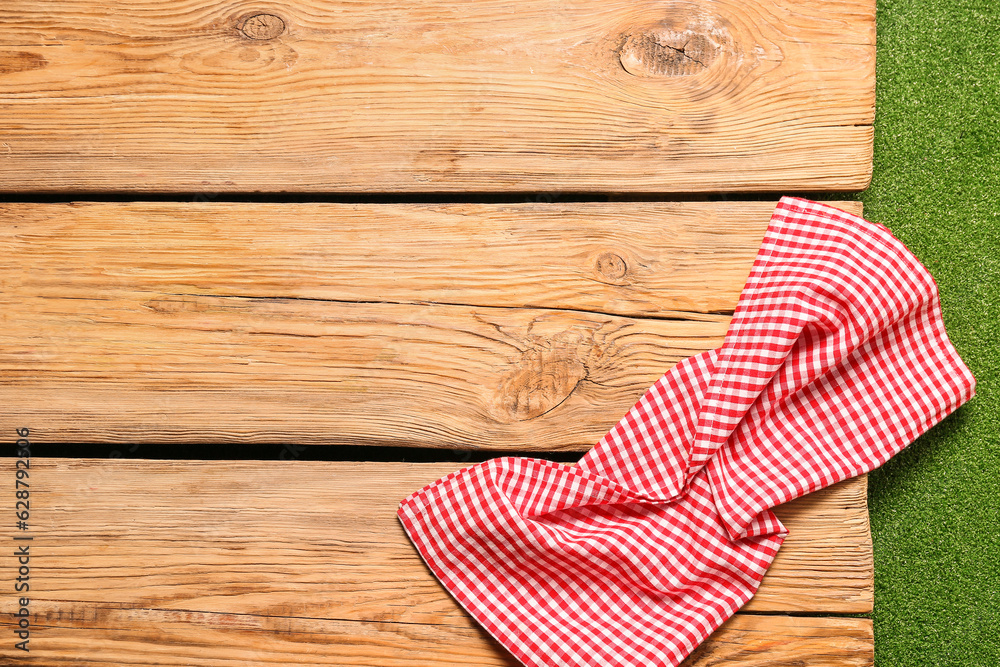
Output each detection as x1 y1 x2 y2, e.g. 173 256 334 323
835 0 998 663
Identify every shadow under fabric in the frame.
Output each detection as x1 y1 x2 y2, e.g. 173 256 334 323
397 197 977 667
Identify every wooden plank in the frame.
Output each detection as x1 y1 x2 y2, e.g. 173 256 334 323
1 611 876 667
0 459 873 664
0 606 874 666
0 201 862 448
0 0 874 192
0 460 874 617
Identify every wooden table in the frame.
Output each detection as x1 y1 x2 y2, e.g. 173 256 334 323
0 0 876 664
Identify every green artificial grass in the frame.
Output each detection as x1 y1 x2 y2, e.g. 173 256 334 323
828 0 999 664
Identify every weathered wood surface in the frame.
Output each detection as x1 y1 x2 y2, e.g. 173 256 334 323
0 0 874 192
0 459 874 665
0 200 862 448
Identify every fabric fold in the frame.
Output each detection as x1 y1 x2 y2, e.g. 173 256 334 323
396 197 976 667
692 198 976 539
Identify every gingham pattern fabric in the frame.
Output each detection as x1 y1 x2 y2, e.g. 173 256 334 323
397 197 976 667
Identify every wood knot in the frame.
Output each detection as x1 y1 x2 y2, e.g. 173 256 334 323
617 8 733 79
239 13 286 40
595 251 628 282
493 348 587 422
619 30 721 77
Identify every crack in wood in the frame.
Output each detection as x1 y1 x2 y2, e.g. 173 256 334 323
21 601 867 630
156 292 728 324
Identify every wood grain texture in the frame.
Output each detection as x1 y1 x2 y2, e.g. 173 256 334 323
0 200 863 448
755 472 872 612
0 0 874 192
0 459 873 665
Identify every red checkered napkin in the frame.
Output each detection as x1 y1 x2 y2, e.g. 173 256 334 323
397 197 976 667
